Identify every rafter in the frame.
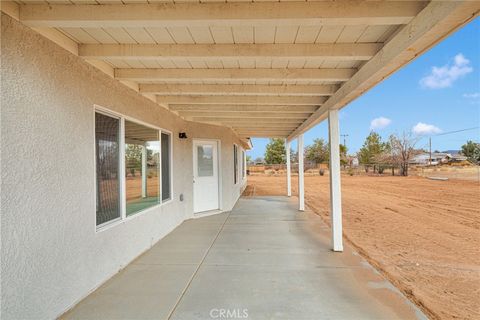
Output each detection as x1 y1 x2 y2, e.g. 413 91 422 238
157 95 325 106
18 2 425 28
116 68 355 82
169 105 317 113
192 117 304 124
139 83 337 96
79 43 381 61
233 126 299 131
181 112 311 119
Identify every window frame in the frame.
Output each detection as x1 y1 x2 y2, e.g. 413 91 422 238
233 144 239 185
160 131 173 202
241 149 246 179
94 105 173 232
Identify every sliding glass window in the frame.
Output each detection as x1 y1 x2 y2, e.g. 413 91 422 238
95 112 121 226
95 107 173 228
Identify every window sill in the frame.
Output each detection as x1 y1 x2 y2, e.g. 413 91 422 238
95 197 174 233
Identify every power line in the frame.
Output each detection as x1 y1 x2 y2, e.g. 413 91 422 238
434 126 479 136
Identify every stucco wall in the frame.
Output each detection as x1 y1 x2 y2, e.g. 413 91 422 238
1 14 246 319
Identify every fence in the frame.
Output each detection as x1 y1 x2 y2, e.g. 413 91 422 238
248 163 328 175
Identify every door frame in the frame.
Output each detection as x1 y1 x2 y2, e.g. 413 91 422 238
192 138 222 214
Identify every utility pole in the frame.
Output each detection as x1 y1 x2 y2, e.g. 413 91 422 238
340 134 349 149
429 137 432 166
340 134 349 168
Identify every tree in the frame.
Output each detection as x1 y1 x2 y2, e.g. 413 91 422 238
358 132 388 165
389 132 420 176
246 155 252 164
305 138 329 164
125 144 143 176
264 138 286 164
461 140 480 164
340 144 348 167
358 132 390 173
254 157 264 164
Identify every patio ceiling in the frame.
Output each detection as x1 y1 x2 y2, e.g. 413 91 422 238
2 1 478 144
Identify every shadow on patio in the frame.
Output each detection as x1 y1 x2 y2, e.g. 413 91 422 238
63 197 425 320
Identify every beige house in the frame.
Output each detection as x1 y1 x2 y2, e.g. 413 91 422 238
1 1 478 319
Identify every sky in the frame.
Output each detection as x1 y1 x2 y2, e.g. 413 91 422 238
248 18 480 160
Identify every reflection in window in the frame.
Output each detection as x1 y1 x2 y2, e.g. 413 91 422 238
95 112 121 226
161 133 171 201
242 150 246 178
125 120 160 216
197 145 214 177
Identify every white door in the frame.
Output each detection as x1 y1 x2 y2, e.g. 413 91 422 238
193 140 219 213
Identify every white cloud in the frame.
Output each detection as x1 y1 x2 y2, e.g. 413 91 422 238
463 92 480 99
370 117 391 130
420 53 473 89
412 122 442 135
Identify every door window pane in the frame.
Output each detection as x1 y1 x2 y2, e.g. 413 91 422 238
95 112 121 226
125 120 160 216
197 145 214 177
161 133 171 201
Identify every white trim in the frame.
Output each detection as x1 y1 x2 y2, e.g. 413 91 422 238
298 134 305 211
93 104 174 232
328 109 343 252
119 117 127 220
286 139 291 197
192 138 222 214
233 143 239 185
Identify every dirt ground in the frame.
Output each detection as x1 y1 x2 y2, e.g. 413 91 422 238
245 174 480 320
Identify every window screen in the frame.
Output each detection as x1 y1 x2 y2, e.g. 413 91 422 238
95 112 121 226
125 120 160 216
161 133 171 201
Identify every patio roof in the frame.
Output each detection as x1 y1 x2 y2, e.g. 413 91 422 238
2 1 478 144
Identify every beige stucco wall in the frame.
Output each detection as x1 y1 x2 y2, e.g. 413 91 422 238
1 13 246 319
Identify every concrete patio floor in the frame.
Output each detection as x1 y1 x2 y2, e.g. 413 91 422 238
63 196 426 320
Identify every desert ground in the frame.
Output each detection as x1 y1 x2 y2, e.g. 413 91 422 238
244 174 480 320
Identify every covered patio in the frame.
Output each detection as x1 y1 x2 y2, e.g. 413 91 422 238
2 2 479 319
63 196 425 320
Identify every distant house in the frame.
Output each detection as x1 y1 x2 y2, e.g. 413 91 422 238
448 152 468 162
410 153 450 166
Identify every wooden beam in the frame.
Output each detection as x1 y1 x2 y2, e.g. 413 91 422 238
288 1 480 140
79 43 381 61
239 134 288 138
191 117 303 124
170 105 317 113
236 129 293 134
233 126 299 131
139 83 337 96
116 68 355 82
181 111 311 119
19 2 425 28
157 95 325 106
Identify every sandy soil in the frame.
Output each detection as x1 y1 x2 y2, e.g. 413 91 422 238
126 175 159 201
245 174 480 320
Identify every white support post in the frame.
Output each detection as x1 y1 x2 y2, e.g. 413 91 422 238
328 109 343 252
141 144 147 198
286 139 292 197
297 134 305 211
